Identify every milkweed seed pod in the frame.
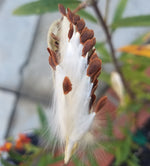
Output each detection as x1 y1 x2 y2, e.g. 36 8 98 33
111 71 125 106
47 4 107 164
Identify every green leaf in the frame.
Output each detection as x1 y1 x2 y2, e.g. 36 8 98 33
127 157 140 166
113 0 128 23
96 42 111 63
47 155 64 164
104 114 114 137
100 71 110 85
48 155 63 164
120 32 150 68
36 105 54 144
77 10 97 23
38 154 51 166
13 0 80 15
8 149 26 163
1 158 15 166
72 156 86 166
37 105 48 130
122 65 150 85
127 102 142 113
114 137 132 165
87 153 99 166
38 153 63 166
112 15 150 28
120 32 150 101
127 154 139 166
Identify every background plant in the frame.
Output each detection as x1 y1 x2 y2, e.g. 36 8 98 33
1 0 150 165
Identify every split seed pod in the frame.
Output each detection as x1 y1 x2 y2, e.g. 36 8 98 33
111 71 125 106
47 4 106 164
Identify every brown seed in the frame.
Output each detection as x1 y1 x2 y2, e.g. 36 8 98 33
47 48 59 66
89 94 96 110
76 19 85 33
54 41 59 48
91 69 101 83
82 38 96 57
80 28 94 44
73 15 80 25
63 76 72 95
91 83 98 97
91 78 98 94
67 8 74 23
49 56 56 70
89 52 98 63
93 79 98 87
51 33 59 41
95 96 107 113
87 59 101 77
51 51 59 66
88 48 96 63
68 23 74 40
47 47 51 54
58 4 66 16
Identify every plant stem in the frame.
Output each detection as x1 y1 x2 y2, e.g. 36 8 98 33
73 1 87 13
91 0 135 100
104 0 110 22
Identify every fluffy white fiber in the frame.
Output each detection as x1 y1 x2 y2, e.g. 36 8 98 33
47 8 101 163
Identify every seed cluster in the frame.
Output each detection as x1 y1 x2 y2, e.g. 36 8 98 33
47 4 106 111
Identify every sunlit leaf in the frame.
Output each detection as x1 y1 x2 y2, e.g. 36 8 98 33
118 45 150 58
112 15 150 28
113 0 128 23
77 10 97 23
120 32 150 67
120 32 149 58
13 0 80 15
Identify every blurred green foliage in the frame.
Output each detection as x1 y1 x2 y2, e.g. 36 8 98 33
2 0 149 165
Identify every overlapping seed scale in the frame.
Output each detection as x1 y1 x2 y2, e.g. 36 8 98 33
55 4 102 109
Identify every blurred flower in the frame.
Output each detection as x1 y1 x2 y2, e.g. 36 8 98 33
15 134 31 150
18 134 31 144
47 4 107 164
0 142 12 152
